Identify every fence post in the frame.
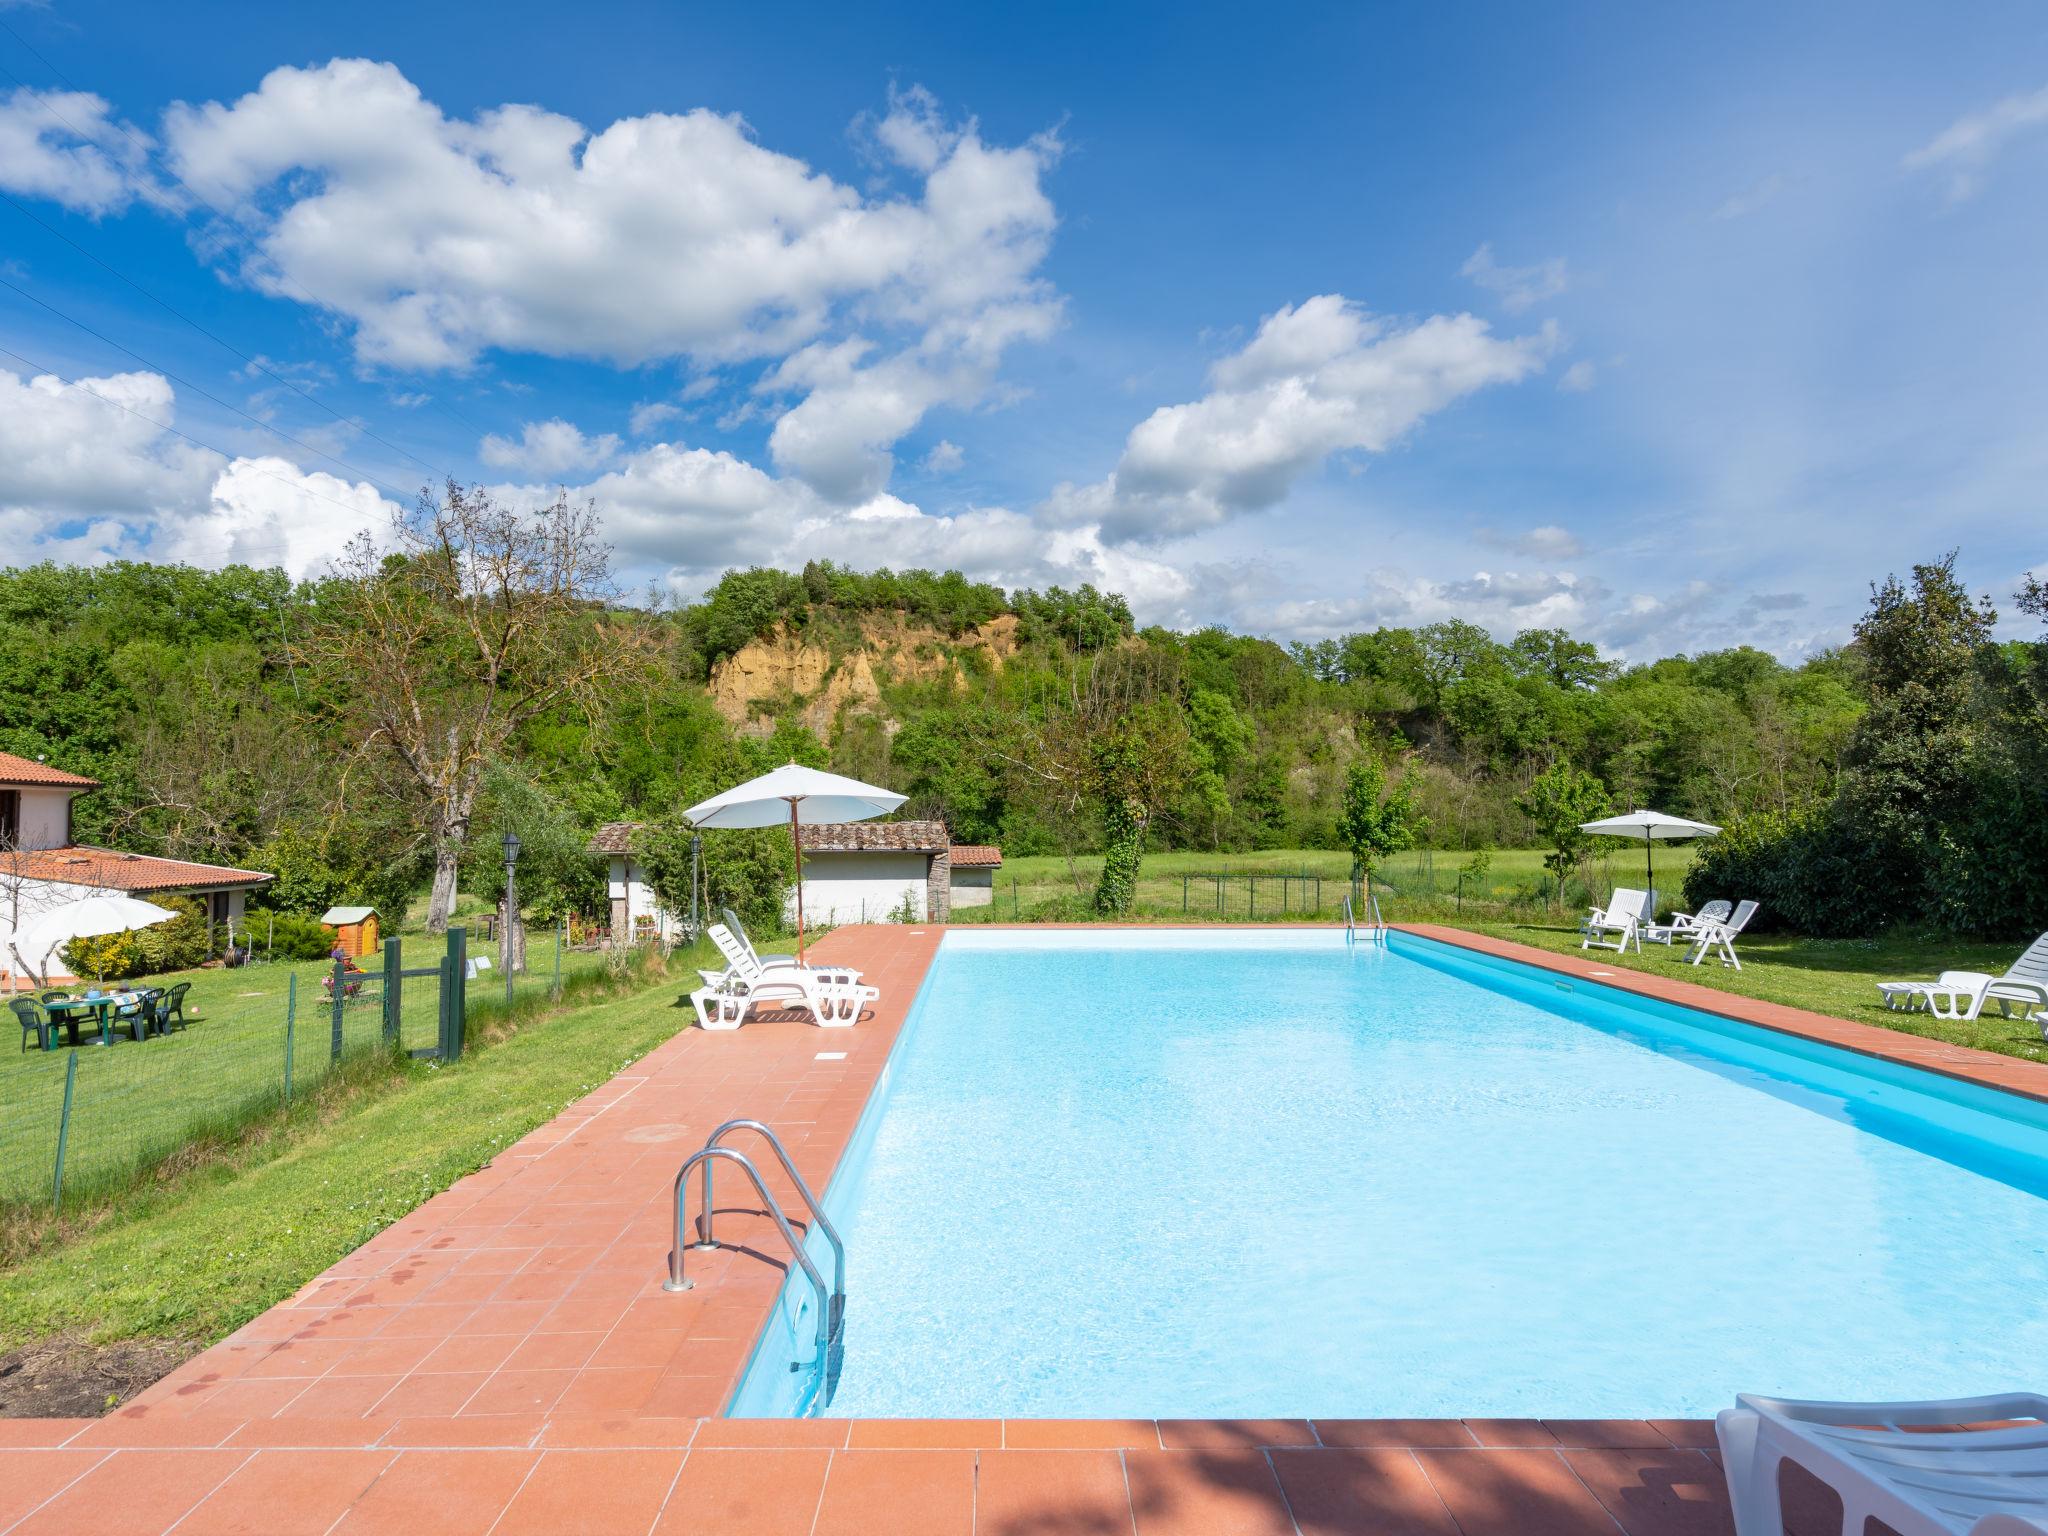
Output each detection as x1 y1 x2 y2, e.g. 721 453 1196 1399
553 917 564 1001
51 1049 77 1212
330 957 346 1063
1182 874 1188 914
284 972 296 1103
384 938 402 1044
1249 877 1256 917
445 926 467 1061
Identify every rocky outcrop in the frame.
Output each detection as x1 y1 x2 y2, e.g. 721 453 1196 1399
707 613 1021 737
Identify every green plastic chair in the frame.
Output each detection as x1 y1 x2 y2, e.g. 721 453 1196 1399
11 996 50 1053
161 981 192 1032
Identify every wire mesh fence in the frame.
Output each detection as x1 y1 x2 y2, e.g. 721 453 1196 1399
1 919 603 1215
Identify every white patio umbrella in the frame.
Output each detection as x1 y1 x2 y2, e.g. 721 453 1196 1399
683 763 907 962
10 894 179 983
1578 809 1721 899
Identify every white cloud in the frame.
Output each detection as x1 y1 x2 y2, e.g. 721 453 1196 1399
1905 82 2048 199
0 87 157 215
1481 524 1584 560
921 439 964 473
0 366 395 576
161 61 1061 375
164 457 397 575
1712 172 1786 221
629 401 682 437
1557 360 1597 393
1048 294 1553 543
0 366 218 515
1460 243 1569 313
478 417 621 475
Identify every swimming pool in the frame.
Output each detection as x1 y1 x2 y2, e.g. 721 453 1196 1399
729 928 2048 1419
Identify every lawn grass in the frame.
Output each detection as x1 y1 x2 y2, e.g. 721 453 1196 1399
1 922 612 1214
0 939 726 1352
1457 917 2048 1062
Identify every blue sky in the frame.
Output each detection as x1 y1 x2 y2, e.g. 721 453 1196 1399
1 0 2044 658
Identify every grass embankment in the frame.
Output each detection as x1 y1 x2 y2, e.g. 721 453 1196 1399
1 925 615 1218
0 937 731 1356
1460 919 2048 1063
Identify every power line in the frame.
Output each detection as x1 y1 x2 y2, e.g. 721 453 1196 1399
0 188 452 487
0 33 494 447
0 339 399 563
0 269 422 503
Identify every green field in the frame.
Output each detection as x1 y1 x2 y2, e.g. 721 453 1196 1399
0 950 715 1353
965 844 1701 921
1464 919 2046 1062
1 922 611 1217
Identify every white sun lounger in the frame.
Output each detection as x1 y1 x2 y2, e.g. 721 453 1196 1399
1686 898 1759 969
1877 934 2048 1026
1644 898 1732 947
690 924 877 1030
1581 888 1649 953
721 907 863 987
1717 1391 2048 1536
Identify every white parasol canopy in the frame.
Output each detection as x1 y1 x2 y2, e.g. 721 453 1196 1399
1578 809 1721 898
683 764 906 961
11 894 179 981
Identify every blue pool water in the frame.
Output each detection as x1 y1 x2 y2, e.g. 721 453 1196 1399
729 929 2048 1418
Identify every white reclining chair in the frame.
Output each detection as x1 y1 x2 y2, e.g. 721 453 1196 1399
1877 934 2048 1026
690 924 877 1030
1686 898 1759 969
1644 898 1733 947
1717 1391 2048 1536
1581 888 1649 953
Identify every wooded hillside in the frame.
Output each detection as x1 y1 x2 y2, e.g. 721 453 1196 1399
1 518 2040 938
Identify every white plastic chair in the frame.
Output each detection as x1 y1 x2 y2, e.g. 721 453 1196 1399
1581 888 1649 953
689 925 876 1029
1876 935 2048 1026
1645 898 1732 947
1687 898 1759 968
1717 1391 2048 1536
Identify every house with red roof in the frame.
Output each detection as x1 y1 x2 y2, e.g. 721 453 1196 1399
0 751 272 981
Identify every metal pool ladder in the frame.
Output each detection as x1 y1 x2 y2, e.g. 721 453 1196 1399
666 1119 846 1354
1342 893 1389 944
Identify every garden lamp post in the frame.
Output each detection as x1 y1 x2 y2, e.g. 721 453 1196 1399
501 829 522 1004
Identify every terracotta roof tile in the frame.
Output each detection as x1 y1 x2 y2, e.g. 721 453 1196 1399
798 820 949 854
948 844 1003 867
0 845 271 893
0 751 99 788
588 821 641 855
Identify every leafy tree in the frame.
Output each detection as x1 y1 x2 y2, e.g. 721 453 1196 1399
1336 756 1423 904
304 482 655 931
1516 760 1610 907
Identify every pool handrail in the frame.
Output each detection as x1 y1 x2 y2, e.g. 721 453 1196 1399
665 1146 836 1357
698 1118 845 1338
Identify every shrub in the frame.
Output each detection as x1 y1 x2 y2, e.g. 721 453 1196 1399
60 895 209 980
245 908 339 961
1680 808 1874 935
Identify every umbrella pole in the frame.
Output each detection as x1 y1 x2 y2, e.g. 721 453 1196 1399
789 798 806 966
1646 829 1653 906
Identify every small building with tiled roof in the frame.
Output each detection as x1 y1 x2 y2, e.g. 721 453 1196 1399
587 816 995 934
946 843 1003 908
585 822 680 947
794 820 960 924
0 750 272 983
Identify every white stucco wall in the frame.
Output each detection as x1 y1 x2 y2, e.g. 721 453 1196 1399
608 856 683 941
950 866 996 907
787 851 930 926
15 788 73 851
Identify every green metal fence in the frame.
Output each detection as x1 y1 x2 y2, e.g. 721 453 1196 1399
0 921 594 1215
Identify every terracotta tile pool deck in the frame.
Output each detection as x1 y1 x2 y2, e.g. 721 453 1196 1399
4 920 2042 1534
